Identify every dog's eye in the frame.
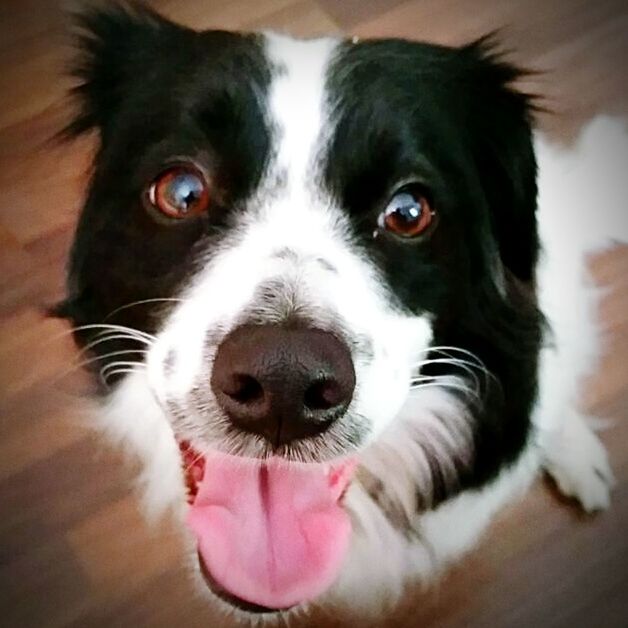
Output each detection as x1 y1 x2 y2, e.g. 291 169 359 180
378 187 435 239
147 165 210 219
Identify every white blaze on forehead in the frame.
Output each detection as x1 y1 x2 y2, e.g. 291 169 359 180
264 33 339 188
241 34 350 263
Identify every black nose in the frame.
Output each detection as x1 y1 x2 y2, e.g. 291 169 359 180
210 325 356 447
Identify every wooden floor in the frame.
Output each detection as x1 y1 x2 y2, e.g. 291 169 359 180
1 1 627 626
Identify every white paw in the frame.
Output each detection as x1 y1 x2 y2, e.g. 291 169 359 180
543 414 616 513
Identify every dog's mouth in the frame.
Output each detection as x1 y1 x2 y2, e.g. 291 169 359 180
179 441 356 612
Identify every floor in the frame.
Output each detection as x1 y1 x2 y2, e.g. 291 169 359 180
0 1 627 627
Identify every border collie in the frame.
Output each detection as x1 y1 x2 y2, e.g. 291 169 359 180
56 2 627 622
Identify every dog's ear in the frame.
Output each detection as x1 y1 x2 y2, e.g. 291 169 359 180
63 1 184 138
461 36 541 283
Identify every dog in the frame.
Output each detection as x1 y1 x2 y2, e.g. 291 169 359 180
55 1 628 622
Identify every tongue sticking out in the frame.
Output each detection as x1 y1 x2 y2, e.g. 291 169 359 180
186 451 355 610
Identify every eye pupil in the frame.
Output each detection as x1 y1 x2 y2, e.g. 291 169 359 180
148 165 210 219
165 174 203 212
393 193 421 222
381 187 434 238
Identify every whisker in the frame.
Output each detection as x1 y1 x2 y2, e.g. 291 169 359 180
57 323 157 367
411 345 497 396
429 347 495 386
409 378 481 401
418 345 486 365
412 357 482 393
56 348 149 380
75 332 154 361
45 322 156 347
70 323 156 341
102 367 145 386
420 354 485 372
104 298 183 322
409 375 438 383
416 347 487 375
100 361 146 384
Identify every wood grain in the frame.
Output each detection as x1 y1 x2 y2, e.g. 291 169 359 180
0 1 626 626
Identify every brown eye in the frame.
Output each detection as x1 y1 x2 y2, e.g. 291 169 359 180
379 187 435 238
147 165 210 219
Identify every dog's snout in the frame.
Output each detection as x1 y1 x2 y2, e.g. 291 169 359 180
210 325 356 446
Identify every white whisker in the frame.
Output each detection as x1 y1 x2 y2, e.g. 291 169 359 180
418 345 486 365
409 379 480 400
56 349 149 380
104 297 184 321
429 347 495 386
100 360 147 382
102 367 145 386
75 332 154 360
70 323 156 341
47 323 156 346
410 357 482 392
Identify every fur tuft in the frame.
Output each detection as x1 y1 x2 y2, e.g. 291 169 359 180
61 1 185 139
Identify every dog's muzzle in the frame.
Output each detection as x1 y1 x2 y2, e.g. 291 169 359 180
178 324 359 611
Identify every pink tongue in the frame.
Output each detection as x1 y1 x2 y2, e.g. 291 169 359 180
187 452 355 609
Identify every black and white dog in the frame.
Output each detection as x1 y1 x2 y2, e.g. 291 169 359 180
57 2 627 621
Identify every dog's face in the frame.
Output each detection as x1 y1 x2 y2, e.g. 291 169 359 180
60 3 541 617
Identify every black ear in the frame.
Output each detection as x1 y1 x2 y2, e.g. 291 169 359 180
462 36 541 283
63 1 183 138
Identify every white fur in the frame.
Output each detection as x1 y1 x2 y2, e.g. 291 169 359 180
94 34 626 620
99 370 185 521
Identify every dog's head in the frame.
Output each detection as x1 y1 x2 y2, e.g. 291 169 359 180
58 2 542 616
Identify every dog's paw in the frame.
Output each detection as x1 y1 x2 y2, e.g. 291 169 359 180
543 413 616 512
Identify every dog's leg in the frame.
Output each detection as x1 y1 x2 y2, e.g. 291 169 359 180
542 411 615 512
535 115 628 514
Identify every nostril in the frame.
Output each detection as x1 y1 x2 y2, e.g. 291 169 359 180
303 379 345 411
224 374 264 404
